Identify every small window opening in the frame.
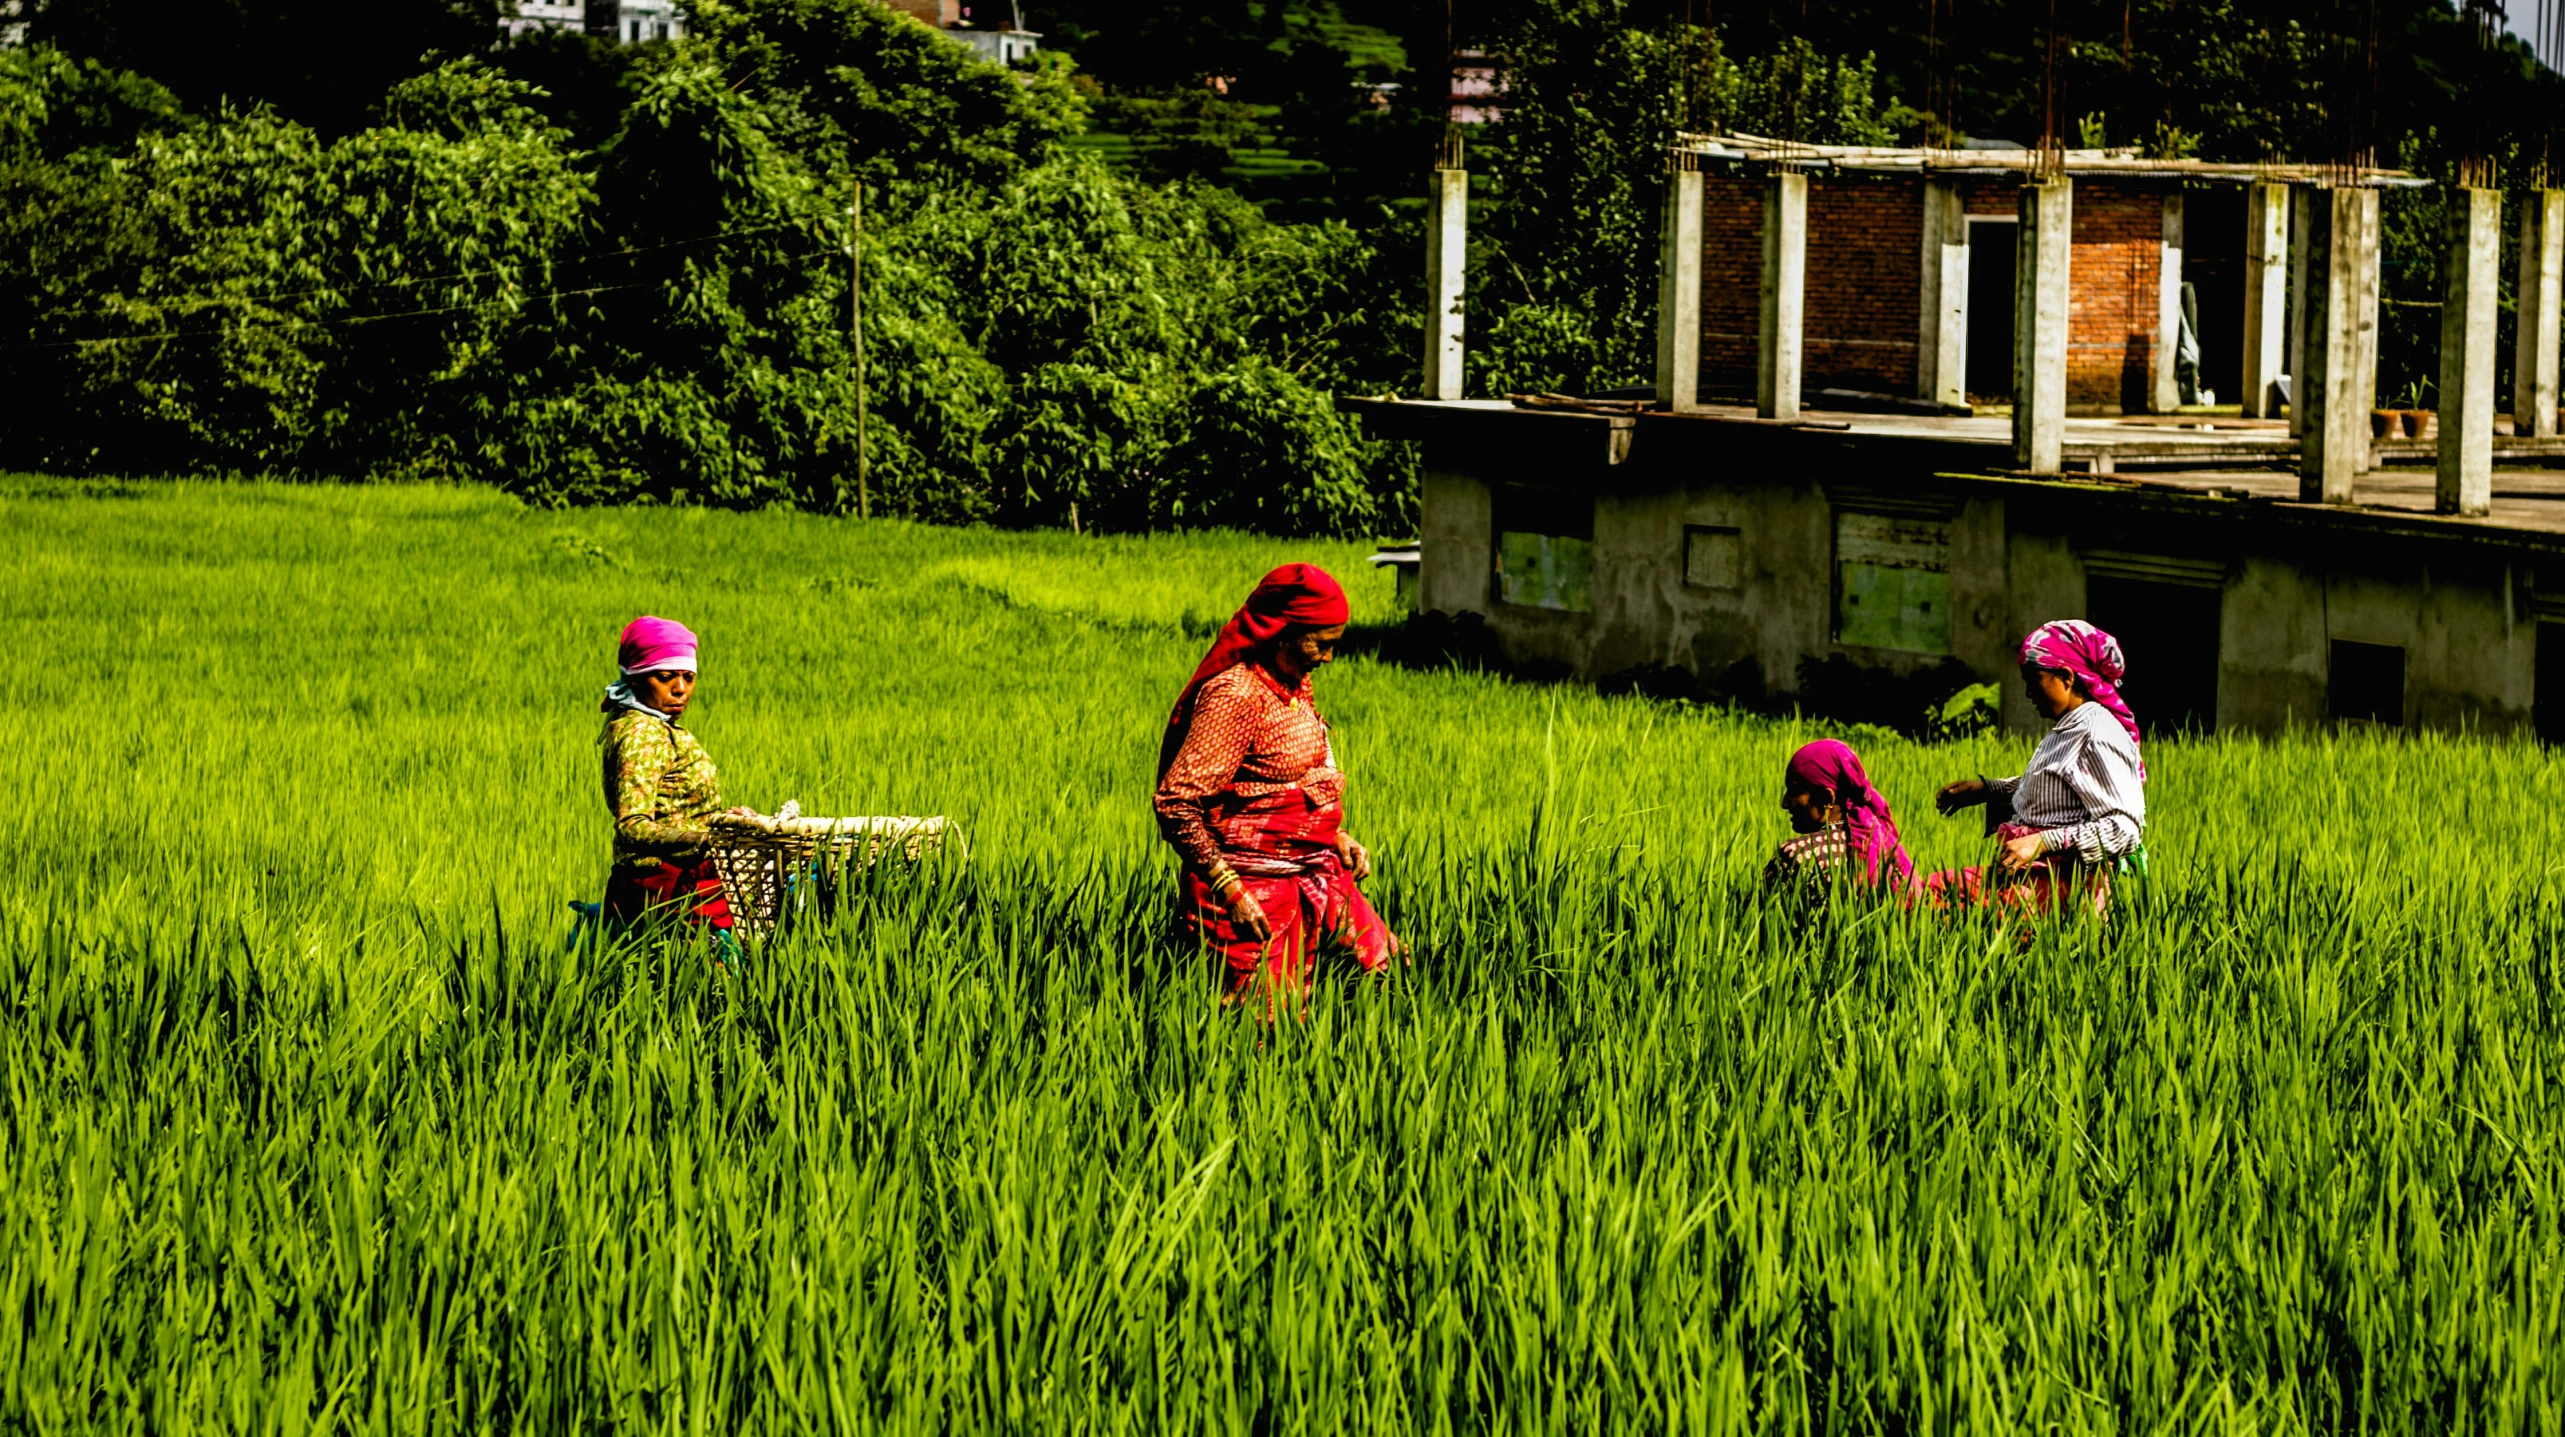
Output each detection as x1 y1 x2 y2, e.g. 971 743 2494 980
1683 525 1741 590
2328 640 2405 726
1492 485 1594 613
2086 576 2221 734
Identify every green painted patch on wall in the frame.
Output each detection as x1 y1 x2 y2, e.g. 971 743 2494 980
1838 561 1951 653
1497 531 1593 612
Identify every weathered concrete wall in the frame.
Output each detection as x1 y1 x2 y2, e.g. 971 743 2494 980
1998 526 2082 730
1380 403 2549 740
1576 477 1838 695
2323 558 2532 731
1418 468 1491 615
2216 557 2329 728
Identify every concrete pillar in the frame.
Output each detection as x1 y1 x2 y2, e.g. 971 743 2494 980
2298 185 2382 504
2012 178 2072 473
1757 170 1807 421
1916 178 1969 409
2514 189 2564 438
1422 163 1468 400
2152 192 2186 413
2287 185 2311 437
2438 187 2501 517
2352 195 2382 463
2241 181 2289 418
1654 164 1704 412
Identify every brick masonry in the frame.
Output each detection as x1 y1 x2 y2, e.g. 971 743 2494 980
1697 172 2169 412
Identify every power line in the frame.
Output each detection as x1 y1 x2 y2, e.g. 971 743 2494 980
3 249 831 353
30 220 810 327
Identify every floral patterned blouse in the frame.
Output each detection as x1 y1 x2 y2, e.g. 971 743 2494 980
1153 662 1343 889
600 708 724 870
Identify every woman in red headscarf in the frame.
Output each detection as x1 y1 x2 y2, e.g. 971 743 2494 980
1154 563 1399 1003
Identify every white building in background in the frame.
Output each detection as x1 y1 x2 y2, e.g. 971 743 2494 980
882 0 1039 67
499 2 687 45
592 0 686 44
956 27 1041 65
501 2 586 39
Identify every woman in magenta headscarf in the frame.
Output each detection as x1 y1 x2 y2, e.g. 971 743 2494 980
598 615 742 942
1154 563 1398 1004
1927 619 2148 915
1763 738 1915 904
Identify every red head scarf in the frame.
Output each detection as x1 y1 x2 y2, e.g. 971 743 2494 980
2020 619 2144 775
1785 739 1914 886
1156 564 1351 778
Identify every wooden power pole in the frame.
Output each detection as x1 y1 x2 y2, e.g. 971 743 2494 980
848 190 870 520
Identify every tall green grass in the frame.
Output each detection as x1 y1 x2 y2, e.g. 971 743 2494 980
1 475 2558 1432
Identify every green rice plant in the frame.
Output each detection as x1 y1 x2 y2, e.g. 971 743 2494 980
0 473 2558 1433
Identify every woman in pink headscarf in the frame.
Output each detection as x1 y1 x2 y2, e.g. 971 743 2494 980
1154 563 1399 1006
1764 738 1915 905
598 614 746 943
1926 619 2148 916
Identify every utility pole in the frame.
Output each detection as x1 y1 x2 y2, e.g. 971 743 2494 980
847 190 870 521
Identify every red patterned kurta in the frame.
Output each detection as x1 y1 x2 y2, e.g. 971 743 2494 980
1155 662 1392 996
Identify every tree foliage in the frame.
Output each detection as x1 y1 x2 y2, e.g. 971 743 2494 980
0 2 1415 537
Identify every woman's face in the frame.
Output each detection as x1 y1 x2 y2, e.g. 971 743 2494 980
1271 623 1348 683
2022 664 2079 720
1781 779 1842 834
633 668 696 717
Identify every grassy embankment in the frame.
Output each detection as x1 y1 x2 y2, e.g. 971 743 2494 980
1 474 2557 1431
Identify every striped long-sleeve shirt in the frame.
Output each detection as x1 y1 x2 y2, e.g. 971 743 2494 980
1990 701 2146 863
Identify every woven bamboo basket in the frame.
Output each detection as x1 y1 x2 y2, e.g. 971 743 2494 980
705 812 959 939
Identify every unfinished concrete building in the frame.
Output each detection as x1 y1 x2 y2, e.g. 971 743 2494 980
1350 135 2565 738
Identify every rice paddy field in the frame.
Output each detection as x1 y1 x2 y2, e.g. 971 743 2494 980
2 474 2560 1433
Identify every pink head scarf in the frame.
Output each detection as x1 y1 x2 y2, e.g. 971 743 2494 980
618 615 699 675
1785 739 1914 885
2020 619 2142 771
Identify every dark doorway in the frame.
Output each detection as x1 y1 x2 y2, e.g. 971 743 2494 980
1965 218 2018 400
2085 578 2221 733
2537 623 2565 744
2328 640 2406 725
2184 188 2246 405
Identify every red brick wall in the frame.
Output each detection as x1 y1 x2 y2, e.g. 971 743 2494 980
1697 176 1764 390
1696 172 2168 412
2063 186 2164 412
1694 175 1920 395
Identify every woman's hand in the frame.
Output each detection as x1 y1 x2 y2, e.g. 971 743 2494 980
1334 832 1373 881
1226 885 1272 942
1934 779 1988 816
1998 831 2047 873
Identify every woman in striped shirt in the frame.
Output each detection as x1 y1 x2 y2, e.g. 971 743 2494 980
1926 620 2148 915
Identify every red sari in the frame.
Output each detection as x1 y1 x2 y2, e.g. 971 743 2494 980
1156 661 1394 999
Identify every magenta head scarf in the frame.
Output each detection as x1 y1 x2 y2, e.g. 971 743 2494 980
618 615 699 675
1785 739 1914 885
2020 619 2142 770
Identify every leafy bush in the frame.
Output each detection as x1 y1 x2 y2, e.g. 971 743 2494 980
0 5 1416 539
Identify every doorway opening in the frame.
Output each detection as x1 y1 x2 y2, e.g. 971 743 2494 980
1964 216 2018 401
2085 577 2221 733
2182 188 2246 405
2537 623 2565 744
